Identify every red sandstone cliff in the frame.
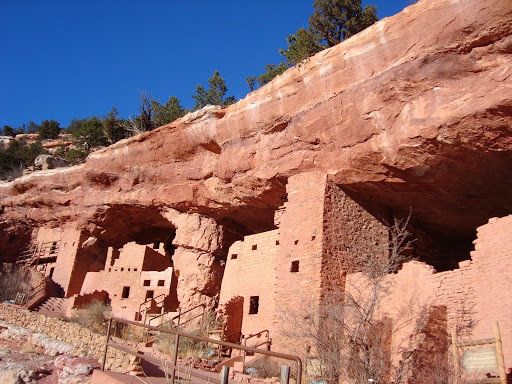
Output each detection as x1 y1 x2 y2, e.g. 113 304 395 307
1 0 511 249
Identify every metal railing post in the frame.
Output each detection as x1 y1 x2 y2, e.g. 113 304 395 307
102 318 113 371
103 317 303 384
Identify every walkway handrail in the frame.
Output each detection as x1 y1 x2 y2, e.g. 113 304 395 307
241 329 271 368
102 317 302 384
172 303 205 326
138 293 166 320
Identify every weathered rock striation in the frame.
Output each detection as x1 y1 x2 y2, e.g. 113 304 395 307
0 0 511 298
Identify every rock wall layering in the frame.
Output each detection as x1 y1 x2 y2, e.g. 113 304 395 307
0 0 511 379
1 0 511 246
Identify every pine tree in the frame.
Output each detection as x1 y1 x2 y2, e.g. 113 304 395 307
192 70 235 110
309 0 378 47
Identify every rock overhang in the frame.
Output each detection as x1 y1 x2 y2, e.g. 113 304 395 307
0 0 511 255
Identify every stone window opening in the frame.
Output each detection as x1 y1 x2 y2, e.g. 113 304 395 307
153 241 160 250
231 254 238 260
276 240 280 245
252 245 257 250
294 240 299 245
249 296 259 315
311 236 316 241
121 286 130 299
145 290 154 300
291 260 300 273
143 280 151 286
157 280 165 286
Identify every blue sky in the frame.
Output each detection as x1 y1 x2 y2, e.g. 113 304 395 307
1 0 411 129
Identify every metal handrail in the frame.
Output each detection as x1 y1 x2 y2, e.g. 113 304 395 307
241 330 271 368
138 293 166 321
156 303 206 329
214 330 243 361
173 303 206 326
102 317 302 384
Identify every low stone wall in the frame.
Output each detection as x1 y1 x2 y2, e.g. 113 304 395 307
0 304 137 373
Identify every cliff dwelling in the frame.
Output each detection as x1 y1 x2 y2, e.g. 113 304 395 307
1 0 511 382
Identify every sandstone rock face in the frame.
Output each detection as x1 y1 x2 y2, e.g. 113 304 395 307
0 0 511 265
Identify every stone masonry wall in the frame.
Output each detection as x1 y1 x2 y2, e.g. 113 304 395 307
272 172 327 353
322 178 388 294
35 226 83 296
0 304 136 373
219 230 279 341
347 214 512 372
80 242 177 321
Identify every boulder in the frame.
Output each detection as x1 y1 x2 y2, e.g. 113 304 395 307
33 155 69 170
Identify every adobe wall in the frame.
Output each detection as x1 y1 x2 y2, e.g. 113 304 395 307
220 172 391 353
67 236 109 296
272 172 327 353
80 242 177 321
219 229 279 341
35 226 83 296
347 214 512 372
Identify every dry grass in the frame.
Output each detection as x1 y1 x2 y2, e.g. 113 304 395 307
74 299 112 333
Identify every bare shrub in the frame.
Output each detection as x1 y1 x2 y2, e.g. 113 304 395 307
280 214 442 384
246 356 296 379
74 299 111 333
0 264 32 302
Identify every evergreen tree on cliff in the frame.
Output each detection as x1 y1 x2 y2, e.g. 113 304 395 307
192 70 235 111
38 120 61 140
248 0 378 91
309 0 378 47
152 96 187 127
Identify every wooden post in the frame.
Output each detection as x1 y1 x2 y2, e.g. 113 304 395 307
493 322 507 384
280 366 291 384
451 327 460 384
221 366 230 384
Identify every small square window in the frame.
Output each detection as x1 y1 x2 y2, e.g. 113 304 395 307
294 240 299 245
231 254 238 259
276 240 280 245
134 268 138 272
121 268 124 271
291 260 300 273
249 296 259 315
311 236 316 241
157 280 165 286
121 286 130 299
143 280 151 286
153 241 160 249
252 245 257 250
146 290 154 300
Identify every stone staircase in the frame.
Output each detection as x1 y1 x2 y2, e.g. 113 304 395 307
32 297 68 318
